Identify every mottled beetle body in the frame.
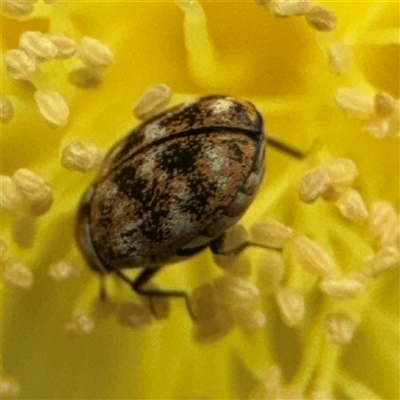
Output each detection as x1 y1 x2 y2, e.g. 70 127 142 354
76 95 265 276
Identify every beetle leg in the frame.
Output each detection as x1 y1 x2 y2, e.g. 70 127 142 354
133 268 196 319
209 233 282 256
267 135 309 159
112 267 196 319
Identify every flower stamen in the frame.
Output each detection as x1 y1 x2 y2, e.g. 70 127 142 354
5 49 36 80
132 84 173 121
12 168 53 217
34 89 69 128
61 141 103 173
275 285 305 326
65 308 95 335
325 312 358 345
19 31 58 63
49 260 79 281
2 258 34 289
305 6 337 32
369 201 400 248
0 96 15 123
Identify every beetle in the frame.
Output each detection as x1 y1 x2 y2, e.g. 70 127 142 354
75 95 304 316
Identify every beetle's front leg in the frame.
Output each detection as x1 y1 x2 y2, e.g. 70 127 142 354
112 267 196 319
209 232 282 256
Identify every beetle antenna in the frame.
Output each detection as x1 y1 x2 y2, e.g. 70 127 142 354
267 135 310 159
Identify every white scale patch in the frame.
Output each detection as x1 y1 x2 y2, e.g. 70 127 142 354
138 155 156 178
210 98 234 115
171 178 192 201
144 122 167 142
168 201 194 237
96 181 119 200
206 146 225 172
218 176 228 189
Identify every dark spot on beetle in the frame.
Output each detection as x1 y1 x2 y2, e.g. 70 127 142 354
179 177 220 216
232 103 253 127
228 141 244 163
159 103 201 131
113 165 142 199
157 138 200 175
97 201 113 229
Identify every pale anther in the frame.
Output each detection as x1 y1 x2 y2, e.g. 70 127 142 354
269 0 311 18
0 374 21 397
233 308 266 332
0 175 21 210
214 276 260 306
369 201 400 248
250 219 293 249
221 224 248 250
305 6 337 32
374 92 396 118
275 286 305 326
257 252 285 294
322 157 358 186
363 247 400 277
77 37 114 68
321 185 342 202
336 188 368 222
47 34 76 59
319 276 365 299
5 49 36 80
117 303 153 328
12 168 53 216
65 309 95 335
61 141 103 172
1 96 15 123
298 167 332 203
191 283 234 342
2 259 34 289
68 67 103 88
329 42 352 75
1 0 35 19
191 283 222 322
140 283 171 320
48 260 78 281
291 235 336 277
213 225 251 275
362 117 390 139
193 310 234 343
34 90 69 128
335 88 375 119
250 366 282 400
133 84 173 121
325 312 357 344
214 252 251 278
19 31 58 62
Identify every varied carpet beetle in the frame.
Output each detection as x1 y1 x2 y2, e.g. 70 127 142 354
76 95 303 316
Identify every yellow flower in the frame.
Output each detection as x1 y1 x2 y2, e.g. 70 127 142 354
1 1 399 399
